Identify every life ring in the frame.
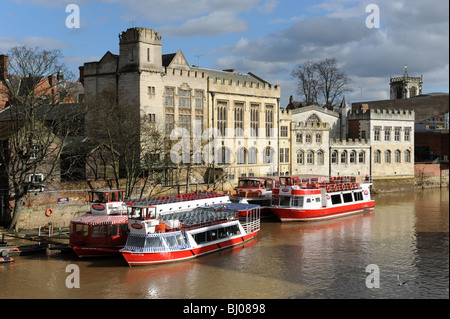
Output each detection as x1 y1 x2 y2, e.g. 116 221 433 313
9 248 19 252
313 183 318 189
349 183 353 190
326 185 331 192
342 184 347 191
333 184 338 192
256 190 263 197
45 208 53 217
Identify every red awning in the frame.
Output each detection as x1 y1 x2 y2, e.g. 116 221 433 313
71 214 128 226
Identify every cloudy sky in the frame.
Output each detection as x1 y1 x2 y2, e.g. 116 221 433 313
1 0 448 107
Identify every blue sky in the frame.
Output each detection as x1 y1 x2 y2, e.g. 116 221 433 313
1 0 448 107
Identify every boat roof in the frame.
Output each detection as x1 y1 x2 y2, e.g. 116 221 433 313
70 214 127 225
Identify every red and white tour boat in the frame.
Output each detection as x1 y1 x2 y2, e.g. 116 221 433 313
69 189 129 257
69 190 230 257
270 175 375 222
230 177 278 218
121 202 260 266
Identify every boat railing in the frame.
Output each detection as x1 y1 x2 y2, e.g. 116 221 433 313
127 191 227 206
239 207 260 234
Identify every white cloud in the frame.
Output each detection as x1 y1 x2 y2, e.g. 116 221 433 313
0 36 68 52
158 11 248 37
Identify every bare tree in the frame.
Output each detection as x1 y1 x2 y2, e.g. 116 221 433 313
0 46 84 231
291 58 353 109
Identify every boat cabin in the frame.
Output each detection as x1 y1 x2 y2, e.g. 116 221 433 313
235 177 278 198
89 190 127 215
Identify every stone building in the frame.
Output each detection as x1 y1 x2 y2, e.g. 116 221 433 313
81 27 281 187
389 66 423 99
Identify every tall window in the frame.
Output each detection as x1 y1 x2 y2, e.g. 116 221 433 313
165 114 174 135
395 150 401 163
305 134 311 143
340 151 347 164
317 150 324 165
350 151 356 164
165 88 174 107
179 89 190 108
331 151 338 164
404 128 411 142
307 151 314 164
265 106 273 137
404 150 411 163
195 91 203 109
237 147 246 164
315 134 322 143
359 152 365 163
263 147 274 164
374 150 381 163
374 127 381 141
280 126 288 137
179 115 191 132
297 151 304 164
217 147 231 165
384 127 391 141
217 103 227 137
279 148 285 163
248 147 257 164
385 150 391 163
296 134 302 143
234 104 243 137
250 105 259 137
394 128 401 141
194 116 203 137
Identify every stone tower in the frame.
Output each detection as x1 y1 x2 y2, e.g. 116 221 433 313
389 65 422 99
118 27 163 73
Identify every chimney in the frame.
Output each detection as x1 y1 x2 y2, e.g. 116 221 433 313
78 66 84 85
0 54 8 81
48 74 56 87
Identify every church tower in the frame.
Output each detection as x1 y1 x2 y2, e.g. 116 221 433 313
389 65 422 99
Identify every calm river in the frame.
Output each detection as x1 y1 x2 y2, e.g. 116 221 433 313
1 188 448 299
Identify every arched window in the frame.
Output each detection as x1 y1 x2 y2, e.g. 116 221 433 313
374 150 381 163
317 150 324 165
263 146 275 164
359 151 365 163
248 147 257 164
297 151 304 164
307 151 314 164
349 151 356 164
404 150 411 163
217 147 232 165
305 134 311 143
315 133 322 143
340 151 347 164
385 150 391 163
296 133 302 143
410 86 417 98
331 150 338 164
395 150 401 163
237 147 247 165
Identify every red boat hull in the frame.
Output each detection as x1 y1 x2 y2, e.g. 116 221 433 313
271 200 375 222
121 232 258 266
71 246 123 258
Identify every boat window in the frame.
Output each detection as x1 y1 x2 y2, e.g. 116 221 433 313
331 194 342 205
127 234 145 247
342 193 353 203
354 192 363 201
291 178 298 185
176 233 186 246
306 198 311 203
145 236 164 249
110 192 118 202
292 196 304 207
280 196 291 206
91 225 105 237
90 192 106 203
106 224 118 237
128 207 147 219
279 177 287 186
192 225 240 245
119 223 129 235
165 235 178 247
75 224 88 237
315 197 321 203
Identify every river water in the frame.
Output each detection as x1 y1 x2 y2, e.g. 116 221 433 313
1 188 448 299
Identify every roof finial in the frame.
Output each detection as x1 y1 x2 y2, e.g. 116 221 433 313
403 65 408 77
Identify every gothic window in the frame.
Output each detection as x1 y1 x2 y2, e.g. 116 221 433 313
374 128 381 141
248 147 257 164
305 134 311 143
263 146 274 164
164 88 174 107
395 150 401 163
349 151 356 164
410 86 417 98
359 152 365 163
265 106 274 137
340 151 347 164
404 128 411 142
331 151 338 164
384 127 391 141
307 151 314 164
404 150 411 163
217 103 227 137
297 151 304 164
394 128 401 141
374 150 381 163
317 150 324 165
179 89 190 108
179 115 191 132
237 147 247 165
296 133 302 143
250 106 259 137
234 105 243 137
165 114 174 135
385 150 391 163
195 91 203 109
315 133 322 143
217 147 232 165
306 114 320 123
